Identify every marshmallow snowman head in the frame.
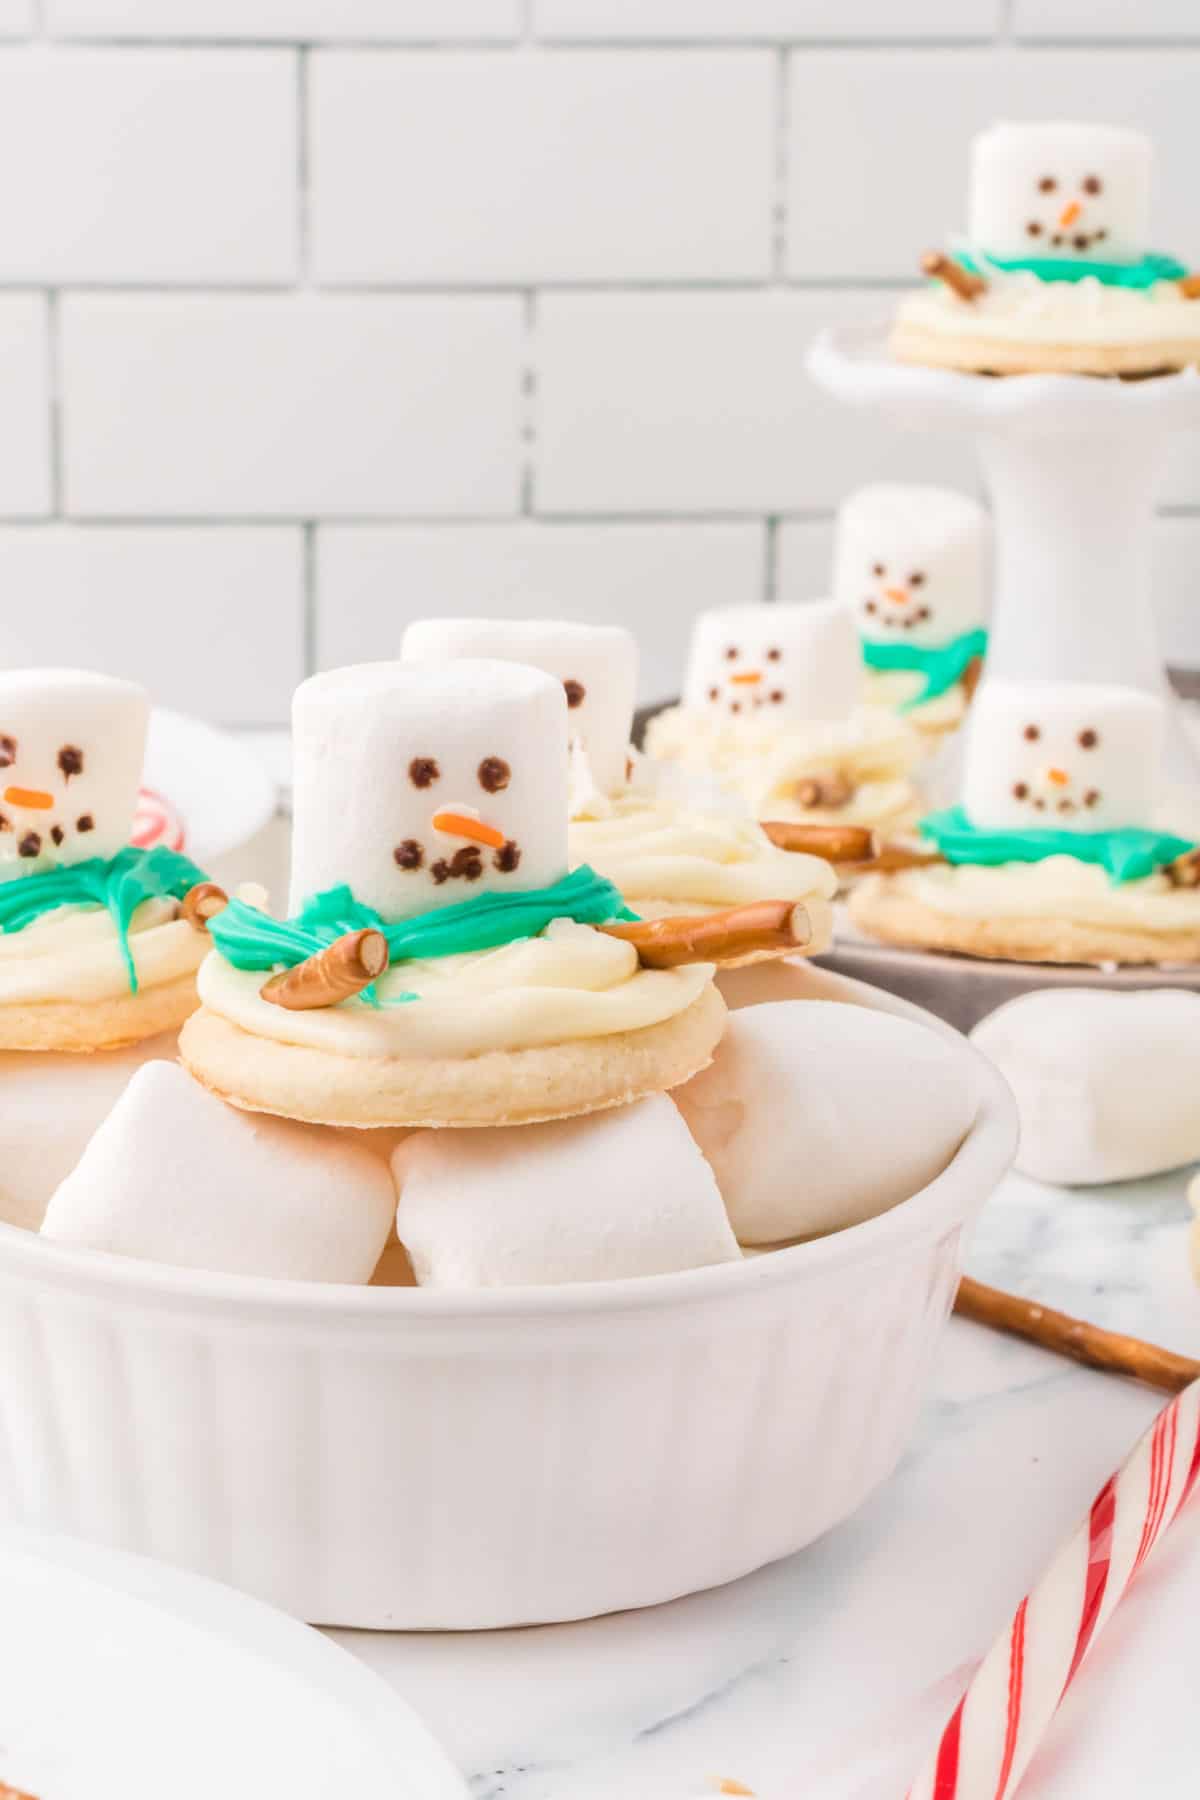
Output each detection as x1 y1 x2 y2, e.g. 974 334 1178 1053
834 484 989 651
401 618 637 798
962 681 1162 834
969 121 1151 264
0 669 149 879
289 660 570 921
682 601 862 723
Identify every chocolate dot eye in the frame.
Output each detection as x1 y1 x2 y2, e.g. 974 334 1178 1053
724 645 738 661
1038 175 1057 193
872 562 885 578
57 744 83 781
1023 724 1040 742
766 646 782 662
1078 728 1099 749
408 756 439 789
1013 782 1029 799
1083 175 1102 195
477 756 511 794
563 678 586 710
0 735 16 769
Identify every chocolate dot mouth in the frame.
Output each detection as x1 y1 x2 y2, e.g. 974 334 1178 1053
17 831 40 858
393 837 424 871
494 839 521 874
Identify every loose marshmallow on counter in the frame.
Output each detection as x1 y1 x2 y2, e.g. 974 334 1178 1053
673 1001 976 1245
0 1033 177 1232
682 601 862 724
41 1062 395 1282
402 618 637 800
393 1094 740 1288
972 988 1200 1187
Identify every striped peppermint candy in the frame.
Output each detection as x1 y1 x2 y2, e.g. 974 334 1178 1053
909 1379 1200 1800
130 785 186 853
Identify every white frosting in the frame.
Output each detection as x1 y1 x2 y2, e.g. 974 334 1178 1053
289 660 569 920
863 669 968 731
197 917 714 1059
834 483 988 650
682 601 862 724
963 680 1162 833
0 669 149 874
567 788 838 914
0 899 205 1004
879 858 1200 934
401 618 637 801
969 121 1151 264
894 273 1200 348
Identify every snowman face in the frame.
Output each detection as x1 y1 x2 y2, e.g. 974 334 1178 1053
401 618 637 797
833 484 988 651
969 122 1151 263
289 660 570 922
0 670 149 878
962 682 1162 835
682 602 862 724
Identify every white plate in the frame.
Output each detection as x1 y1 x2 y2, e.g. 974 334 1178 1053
0 1528 467 1800
142 708 277 864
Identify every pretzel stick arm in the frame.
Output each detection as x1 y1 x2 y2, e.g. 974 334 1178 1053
260 927 390 1010
954 1276 1200 1395
921 249 986 300
599 901 812 969
761 820 877 862
1178 272 1200 299
181 881 229 931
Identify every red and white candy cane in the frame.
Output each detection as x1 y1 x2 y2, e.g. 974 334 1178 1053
909 1378 1200 1800
130 785 186 853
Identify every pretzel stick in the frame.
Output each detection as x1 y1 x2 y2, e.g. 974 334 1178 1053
1166 847 1200 888
180 881 229 931
760 820 877 861
954 1275 1200 1394
1178 272 1200 299
792 770 856 810
841 843 946 875
961 654 985 704
260 927 389 1010
599 901 812 969
921 249 986 301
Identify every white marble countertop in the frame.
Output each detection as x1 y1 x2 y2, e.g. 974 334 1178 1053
329 1168 1200 1799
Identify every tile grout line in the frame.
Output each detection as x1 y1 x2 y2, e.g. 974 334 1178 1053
44 289 64 518
295 43 311 287
302 521 318 676
764 517 780 605
770 44 790 283
520 290 537 517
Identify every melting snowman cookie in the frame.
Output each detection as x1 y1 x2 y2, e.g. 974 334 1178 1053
0 669 213 1051
400 617 840 921
834 484 989 735
182 659 836 1129
890 121 1200 377
849 680 1200 966
647 601 924 840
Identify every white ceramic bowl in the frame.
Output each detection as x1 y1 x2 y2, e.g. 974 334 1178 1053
0 968 1015 1630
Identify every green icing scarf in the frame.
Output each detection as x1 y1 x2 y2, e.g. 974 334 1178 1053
920 806 1194 886
861 627 988 708
957 248 1186 290
0 845 207 991
209 865 638 1005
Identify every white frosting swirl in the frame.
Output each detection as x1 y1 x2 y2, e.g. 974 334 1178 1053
0 898 206 1005
882 857 1200 932
894 271 1200 348
198 917 714 1059
864 669 967 733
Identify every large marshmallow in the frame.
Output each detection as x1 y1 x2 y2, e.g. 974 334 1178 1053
289 660 569 920
401 618 637 800
682 601 862 723
393 1094 740 1287
972 989 1200 1186
962 680 1162 834
969 121 1151 264
0 1034 176 1233
833 484 989 650
0 669 148 876
673 1001 976 1244
41 1062 396 1282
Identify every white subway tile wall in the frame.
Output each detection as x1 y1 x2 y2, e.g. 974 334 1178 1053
0 11 1194 719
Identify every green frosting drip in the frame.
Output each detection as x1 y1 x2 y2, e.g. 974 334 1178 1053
209 864 639 1005
919 806 1194 886
0 845 208 991
957 249 1186 290
861 627 988 708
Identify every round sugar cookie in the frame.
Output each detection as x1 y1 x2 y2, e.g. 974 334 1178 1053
888 320 1197 379
0 971 202 1053
848 876 1200 968
178 983 727 1129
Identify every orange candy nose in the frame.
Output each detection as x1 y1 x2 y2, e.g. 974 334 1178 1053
883 586 909 605
430 810 506 850
729 670 762 686
1046 767 1070 787
4 786 53 810
1059 200 1082 228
